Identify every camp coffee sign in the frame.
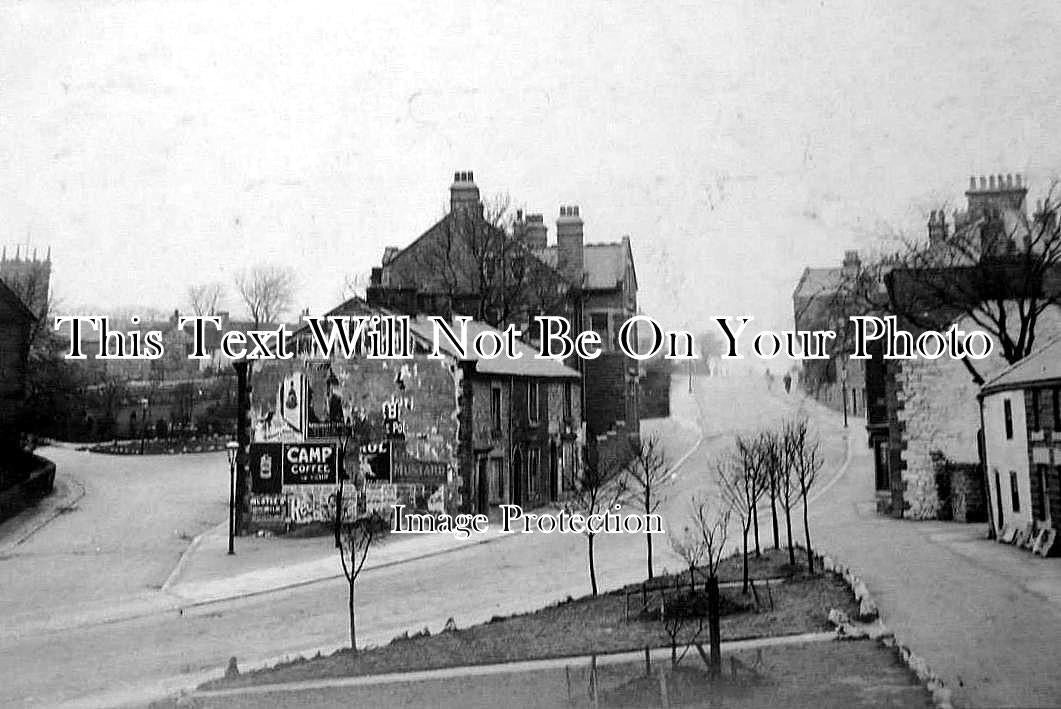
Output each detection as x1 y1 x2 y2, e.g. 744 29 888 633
282 442 339 486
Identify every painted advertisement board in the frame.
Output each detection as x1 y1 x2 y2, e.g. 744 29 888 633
282 442 339 486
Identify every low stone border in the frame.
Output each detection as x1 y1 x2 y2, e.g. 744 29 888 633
818 551 953 709
86 437 231 455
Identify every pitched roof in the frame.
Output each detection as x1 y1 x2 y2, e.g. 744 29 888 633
444 318 580 379
297 296 578 379
981 335 1061 395
0 278 37 323
792 266 844 300
534 240 634 291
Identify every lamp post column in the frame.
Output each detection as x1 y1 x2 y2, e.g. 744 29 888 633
227 441 239 555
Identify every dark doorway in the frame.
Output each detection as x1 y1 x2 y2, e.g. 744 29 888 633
995 470 1005 529
476 456 489 514
549 441 559 501
512 449 523 507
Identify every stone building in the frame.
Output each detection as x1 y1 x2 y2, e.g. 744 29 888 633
792 250 875 417
245 297 582 530
980 336 1061 555
0 246 51 324
865 174 1061 518
0 279 33 457
367 171 641 462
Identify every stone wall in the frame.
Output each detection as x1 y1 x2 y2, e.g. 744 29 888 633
930 451 987 523
894 349 1006 519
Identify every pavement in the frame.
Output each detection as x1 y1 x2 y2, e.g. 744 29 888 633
786 386 1061 709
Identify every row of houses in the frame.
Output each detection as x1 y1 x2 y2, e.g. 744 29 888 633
793 174 1061 556
240 171 650 530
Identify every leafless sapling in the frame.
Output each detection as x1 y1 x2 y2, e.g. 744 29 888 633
778 422 799 566
567 447 627 596
717 435 766 593
669 493 730 674
787 418 823 573
336 501 387 652
625 434 671 580
761 430 783 550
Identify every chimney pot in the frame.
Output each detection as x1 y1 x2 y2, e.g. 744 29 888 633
1006 173 1013 188
556 204 585 287
970 176 976 190
980 176 987 190
1016 173 1023 188
989 175 996 190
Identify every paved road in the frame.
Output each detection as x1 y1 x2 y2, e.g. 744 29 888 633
2 375 823 708
5 375 1056 707
806 417 1061 708
0 447 228 622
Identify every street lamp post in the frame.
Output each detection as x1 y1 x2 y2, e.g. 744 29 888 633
139 398 149 455
226 440 239 555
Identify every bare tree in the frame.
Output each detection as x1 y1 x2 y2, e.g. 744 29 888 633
625 434 670 580
187 282 225 316
234 265 297 328
718 434 767 593
405 193 568 328
786 418 823 573
669 494 730 675
777 424 799 566
761 430 783 550
335 504 388 652
567 447 627 596
819 191 1061 385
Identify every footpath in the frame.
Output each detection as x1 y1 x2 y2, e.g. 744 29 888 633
783 388 1061 709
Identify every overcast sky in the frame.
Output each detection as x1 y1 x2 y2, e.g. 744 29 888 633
3 1 1061 334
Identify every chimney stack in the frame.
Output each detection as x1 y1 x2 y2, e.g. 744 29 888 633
522 213 548 250
841 250 861 276
927 210 949 243
449 170 481 214
556 205 584 287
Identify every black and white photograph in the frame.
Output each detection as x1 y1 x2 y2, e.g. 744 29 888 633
2 2 1060 707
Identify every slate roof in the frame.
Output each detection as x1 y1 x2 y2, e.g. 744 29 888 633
981 335 1061 395
300 296 579 379
792 267 845 301
533 241 635 291
0 278 36 323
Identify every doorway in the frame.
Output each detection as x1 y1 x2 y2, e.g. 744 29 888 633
549 442 559 501
512 449 523 507
476 456 489 515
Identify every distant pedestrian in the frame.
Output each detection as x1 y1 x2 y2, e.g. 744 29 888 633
783 373 792 393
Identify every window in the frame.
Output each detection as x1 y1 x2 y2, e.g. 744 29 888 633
874 440 890 491
1035 465 1050 522
563 382 573 419
493 458 504 501
1004 399 1014 440
1031 389 1041 431
528 448 541 496
528 381 540 423
490 386 502 432
1053 388 1060 431
1010 471 1020 513
589 313 610 350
